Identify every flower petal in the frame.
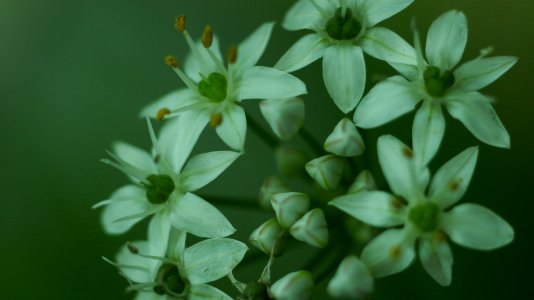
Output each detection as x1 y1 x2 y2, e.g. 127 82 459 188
419 237 453 286
429 146 478 208
179 151 241 191
444 91 510 148
101 185 152 235
441 203 514 250
188 284 232 300
425 10 468 70
140 88 200 119
275 33 328 72
183 238 248 285
260 98 305 140
184 37 223 82
112 141 157 176
330 191 405 227
148 211 171 256
454 56 518 92
116 241 154 283
362 0 414 27
327 255 374 299
134 292 165 300
361 27 416 65
354 76 421 128
169 193 236 238
323 45 365 113
412 100 446 167
282 0 325 31
215 104 247 151
361 229 415 278
235 22 274 72
237 66 307 101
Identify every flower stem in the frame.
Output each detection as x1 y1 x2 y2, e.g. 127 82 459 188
246 111 280 149
298 126 324 156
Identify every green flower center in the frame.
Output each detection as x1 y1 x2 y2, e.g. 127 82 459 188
408 202 440 232
325 8 362 40
153 263 186 296
144 174 175 204
423 66 455 97
237 282 273 300
198 72 228 102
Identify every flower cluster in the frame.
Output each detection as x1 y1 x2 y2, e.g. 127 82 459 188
96 1 515 299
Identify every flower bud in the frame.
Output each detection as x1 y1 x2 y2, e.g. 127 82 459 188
324 118 365 157
271 192 310 229
270 271 313 300
327 255 374 299
305 155 345 190
275 145 308 178
258 176 290 210
347 170 376 194
249 218 284 256
290 208 328 248
260 98 305 140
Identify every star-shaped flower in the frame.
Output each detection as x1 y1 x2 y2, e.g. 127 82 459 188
275 0 414 113
354 10 516 166
330 135 514 286
142 18 306 151
94 116 240 251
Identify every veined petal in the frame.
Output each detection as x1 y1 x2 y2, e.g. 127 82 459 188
237 66 307 101
112 141 157 176
412 100 446 167
179 151 241 191
361 27 416 65
188 284 232 300
429 146 478 209
389 62 419 81
183 238 247 285
444 92 510 148
116 241 154 283
323 44 365 113
260 98 305 140
419 237 453 286
361 228 415 278
282 0 325 31
362 0 414 27
169 193 236 238
216 104 247 151
354 76 421 128
235 22 274 72
426 10 468 70
329 191 405 227
184 37 223 82
147 211 171 257
140 88 200 119
101 185 152 235
453 56 517 92
442 203 514 250
275 33 328 72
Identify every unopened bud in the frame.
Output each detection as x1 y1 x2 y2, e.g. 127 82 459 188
260 98 304 141
201 25 213 48
324 118 365 157
305 155 344 190
175 15 186 32
249 218 284 256
270 271 313 300
290 208 328 248
156 108 171 122
258 176 289 210
347 170 376 194
327 255 374 299
271 192 310 229
275 145 308 178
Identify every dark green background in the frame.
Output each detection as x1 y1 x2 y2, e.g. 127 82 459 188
1 0 532 299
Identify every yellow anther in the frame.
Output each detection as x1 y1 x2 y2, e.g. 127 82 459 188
175 15 186 32
402 147 413 158
164 55 178 68
209 113 223 127
156 108 171 122
201 25 213 48
227 46 238 64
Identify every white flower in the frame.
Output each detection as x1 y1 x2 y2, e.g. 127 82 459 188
355 10 516 166
276 0 414 113
110 230 247 299
142 19 306 151
94 117 240 248
329 135 514 286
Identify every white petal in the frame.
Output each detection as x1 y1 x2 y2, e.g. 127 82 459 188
441 203 514 250
271 192 310 229
159 110 210 173
112 141 157 177
179 151 241 191
329 191 405 227
327 255 374 299
183 238 248 285
444 91 510 148
425 10 468 70
184 37 223 82
429 146 478 208
237 66 307 101
361 27 416 65
169 193 236 238
134 292 165 300
147 211 171 256
362 0 414 27
419 237 453 286
412 100 446 167
235 22 274 72
260 98 305 140
290 208 329 248
275 33 328 72
354 76 421 128
323 45 365 113
305 154 345 190
454 56 518 92
270 271 313 300
167 229 187 262
324 118 365 157
188 284 232 300
282 0 324 31
361 229 415 277
116 241 154 283
216 104 247 151
140 88 200 119
388 62 419 81
101 185 152 235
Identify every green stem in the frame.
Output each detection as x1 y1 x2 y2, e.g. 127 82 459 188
298 126 324 156
246 111 279 149
312 245 345 284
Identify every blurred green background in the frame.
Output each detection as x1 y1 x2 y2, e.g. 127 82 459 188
1 0 533 299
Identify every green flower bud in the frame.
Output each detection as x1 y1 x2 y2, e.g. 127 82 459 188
260 98 305 140
324 118 365 157
347 170 376 194
271 192 310 229
270 271 313 300
249 218 285 256
305 155 345 190
327 256 374 299
290 208 328 248
258 176 290 210
275 145 309 178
